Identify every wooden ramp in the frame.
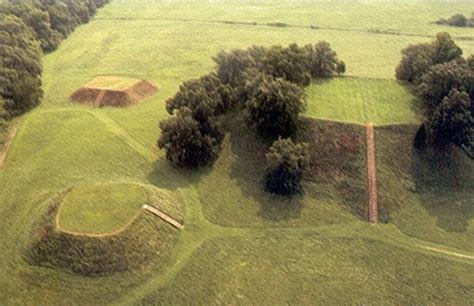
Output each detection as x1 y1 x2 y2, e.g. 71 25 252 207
143 204 184 229
366 123 378 224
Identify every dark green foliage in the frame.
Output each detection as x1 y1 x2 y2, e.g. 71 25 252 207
166 73 232 116
418 59 472 110
427 89 473 149
260 43 311 86
336 61 346 75
158 107 224 169
432 32 463 65
396 43 434 84
246 74 305 140
396 32 462 85
413 123 427 150
0 14 43 117
306 41 344 78
265 138 309 195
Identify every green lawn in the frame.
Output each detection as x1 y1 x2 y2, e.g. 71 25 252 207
305 77 422 125
84 76 142 90
1 0 473 304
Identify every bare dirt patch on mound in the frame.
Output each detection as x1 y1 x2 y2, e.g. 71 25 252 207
70 76 158 107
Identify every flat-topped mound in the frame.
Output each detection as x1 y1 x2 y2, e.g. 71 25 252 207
57 182 183 235
70 76 158 107
26 184 183 276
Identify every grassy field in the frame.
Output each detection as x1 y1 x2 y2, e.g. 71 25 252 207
305 77 421 124
0 0 473 304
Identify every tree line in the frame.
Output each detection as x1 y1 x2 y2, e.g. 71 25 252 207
158 42 345 195
0 0 109 122
396 32 473 155
435 13 474 28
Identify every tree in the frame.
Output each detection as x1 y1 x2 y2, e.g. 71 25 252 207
336 60 346 75
432 32 463 64
246 74 305 140
158 107 224 168
427 89 473 149
306 41 342 77
261 44 311 87
418 59 472 110
0 14 43 117
166 73 232 116
396 43 434 84
265 138 309 195
446 13 468 27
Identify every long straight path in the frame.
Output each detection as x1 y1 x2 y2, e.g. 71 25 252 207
366 122 378 223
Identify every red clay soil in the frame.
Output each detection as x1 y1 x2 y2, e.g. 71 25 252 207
366 122 378 224
70 79 158 107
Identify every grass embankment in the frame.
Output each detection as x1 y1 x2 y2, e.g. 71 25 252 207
199 116 368 227
376 124 474 251
304 77 421 125
26 189 181 276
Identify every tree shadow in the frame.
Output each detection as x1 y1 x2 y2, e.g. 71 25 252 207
147 157 212 190
227 118 303 222
411 145 474 232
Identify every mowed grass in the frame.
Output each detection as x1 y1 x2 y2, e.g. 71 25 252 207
58 183 149 234
305 77 422 125
0 0 474 304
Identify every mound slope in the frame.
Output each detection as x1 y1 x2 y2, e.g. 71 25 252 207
70 76 158 107
26 185 183 276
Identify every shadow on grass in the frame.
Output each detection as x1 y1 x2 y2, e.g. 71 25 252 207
412 146 474 232
147 157 211 190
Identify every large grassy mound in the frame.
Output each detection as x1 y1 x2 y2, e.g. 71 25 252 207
26 189 182 276
58 182 183 234
376 124 474 251
305 77 421 124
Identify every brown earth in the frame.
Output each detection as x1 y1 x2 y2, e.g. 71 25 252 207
70 78 158 107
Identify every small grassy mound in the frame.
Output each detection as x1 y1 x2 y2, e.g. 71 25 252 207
26 185 183 276
70 76 158 107
57 182 183 235
376 124 474 251
305 77 421 125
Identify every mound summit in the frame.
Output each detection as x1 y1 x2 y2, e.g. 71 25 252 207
70 76 158 107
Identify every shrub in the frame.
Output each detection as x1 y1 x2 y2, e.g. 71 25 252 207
158 107 224 169
246 74 305 140
265 138 309 195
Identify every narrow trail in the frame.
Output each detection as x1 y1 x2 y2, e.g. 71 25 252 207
366 122 378 223
0 120 21 168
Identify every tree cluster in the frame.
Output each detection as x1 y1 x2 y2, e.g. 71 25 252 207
0 0 109 119
435 12 474 28
396 32 473 152
159 42 343 195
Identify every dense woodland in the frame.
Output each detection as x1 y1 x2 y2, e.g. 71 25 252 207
0 0 109 122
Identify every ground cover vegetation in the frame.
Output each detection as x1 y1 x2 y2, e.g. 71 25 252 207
159 42 345 195
0 0 109 120
396 32 473 154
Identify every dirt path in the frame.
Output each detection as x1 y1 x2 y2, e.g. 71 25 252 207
366 122 378 223
0 120 21 168
143 204 184 229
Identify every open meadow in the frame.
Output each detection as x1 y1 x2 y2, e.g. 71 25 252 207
0 0 473 304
